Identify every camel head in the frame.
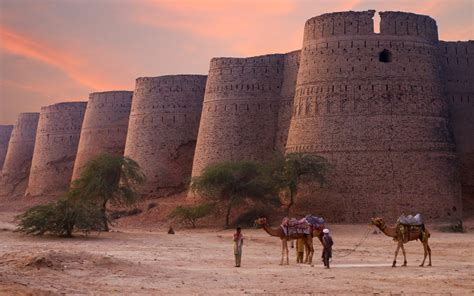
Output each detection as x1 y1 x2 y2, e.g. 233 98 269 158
254 217 267 226
370 217 385 229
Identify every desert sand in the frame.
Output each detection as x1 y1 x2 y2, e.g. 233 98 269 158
1 205 473 295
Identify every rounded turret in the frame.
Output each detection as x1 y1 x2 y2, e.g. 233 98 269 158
0 125 13 171
124 75 207 196
0 113 39 197
191 54 286 177
72 91 133 180
26 102 86 196
286 10 461 222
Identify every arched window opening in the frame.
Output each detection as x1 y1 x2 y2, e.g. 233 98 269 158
379 49 392 63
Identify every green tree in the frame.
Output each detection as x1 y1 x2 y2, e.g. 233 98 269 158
16 197 103 237
190 161 278 228
270 153 328 215
71 154 146 231
169 203 214 228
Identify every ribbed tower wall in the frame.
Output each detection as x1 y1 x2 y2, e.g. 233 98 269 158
72 91 133 181
0 125 13 171
440 40 474 209
275 50 301 153
191 54 286 177
0 113 39 197
26 102 86 196
286 11 462 222
124 75 207 196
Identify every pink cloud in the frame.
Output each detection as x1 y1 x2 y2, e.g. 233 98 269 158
0 26 121 91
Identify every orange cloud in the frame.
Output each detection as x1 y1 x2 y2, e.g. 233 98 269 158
134 0 298 56
0 26 118 91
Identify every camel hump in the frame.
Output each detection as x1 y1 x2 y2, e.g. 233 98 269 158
399 213 423 226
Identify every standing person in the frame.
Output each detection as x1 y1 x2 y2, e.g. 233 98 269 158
296 238 305 263
322 228 333 269
233 227 244 267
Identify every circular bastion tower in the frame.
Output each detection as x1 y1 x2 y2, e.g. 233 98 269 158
26 102 87 196
0 113 39 197
286 10 462 222
124 75 207 196
0 125 13 171
191 54 286 177
71 91 133 181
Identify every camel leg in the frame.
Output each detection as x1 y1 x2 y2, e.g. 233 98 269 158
284 239 290 265
280 239 285 265
427 244 432 266
400 244 407 266
392 242 401 267
307 238 314 265
420 241 428 267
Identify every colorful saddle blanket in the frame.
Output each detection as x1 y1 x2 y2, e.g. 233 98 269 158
398 213 423 226
281 215 325 236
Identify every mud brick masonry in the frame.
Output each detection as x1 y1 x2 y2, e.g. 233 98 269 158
0 10 472 222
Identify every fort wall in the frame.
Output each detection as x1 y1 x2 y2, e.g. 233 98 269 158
441 40 474 207
72 91 133 180
0 113 39 197
191 54 285 177
0 125 13 171
26 102 86 196
124 75 207 196
287 11 462 222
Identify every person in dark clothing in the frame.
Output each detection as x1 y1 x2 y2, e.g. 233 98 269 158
322 228 333 268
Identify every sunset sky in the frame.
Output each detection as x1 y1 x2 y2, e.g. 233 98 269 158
0 0 473 124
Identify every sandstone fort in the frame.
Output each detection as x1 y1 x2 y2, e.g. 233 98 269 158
0 10 472 223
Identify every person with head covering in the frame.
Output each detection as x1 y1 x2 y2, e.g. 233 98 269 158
233 227 244 267
322 228 333 268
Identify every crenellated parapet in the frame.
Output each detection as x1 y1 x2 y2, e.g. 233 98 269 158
380 11 438 43
72 91 133 180
287 10 461 222
124 75 207 196
26 102 86 196
0 113 39 197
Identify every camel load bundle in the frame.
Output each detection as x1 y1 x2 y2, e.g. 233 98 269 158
281 215 325 236
396 213 427 243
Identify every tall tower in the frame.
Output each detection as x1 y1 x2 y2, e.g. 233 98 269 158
0 125 13 171
26 102 86 196
286 11 462 222
0 113 39 197
72 91 132 180
191 54 286 177
440 41 474 211
124 75 207 196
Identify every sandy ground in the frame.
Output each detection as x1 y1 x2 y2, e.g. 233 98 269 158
1 209 473 295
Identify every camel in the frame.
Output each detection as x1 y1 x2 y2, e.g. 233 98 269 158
371 217 431 267
254 217 323 265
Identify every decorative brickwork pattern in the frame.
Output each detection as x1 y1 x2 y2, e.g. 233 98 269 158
124 75 207 196
0 113 39 197
286 11 462 222
72 91 132 180
26 102 86 196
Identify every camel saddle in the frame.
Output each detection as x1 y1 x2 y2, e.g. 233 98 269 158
398 213 423 226
281 215 325 236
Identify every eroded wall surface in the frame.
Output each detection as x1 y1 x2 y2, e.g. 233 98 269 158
0 125 13 171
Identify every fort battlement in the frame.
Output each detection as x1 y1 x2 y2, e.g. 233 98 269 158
286 10 461 222
440 40 474 208
0 113 39 197
26 102 86 196
72 91 133 180
124 75 207 196
0 125 13 172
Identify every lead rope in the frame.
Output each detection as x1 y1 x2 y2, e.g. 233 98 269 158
335 225 372 258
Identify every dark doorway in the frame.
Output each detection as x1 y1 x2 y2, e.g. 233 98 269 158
379 49 392 63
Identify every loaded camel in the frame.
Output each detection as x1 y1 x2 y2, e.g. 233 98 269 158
254 217 324 265
371 217 431 267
